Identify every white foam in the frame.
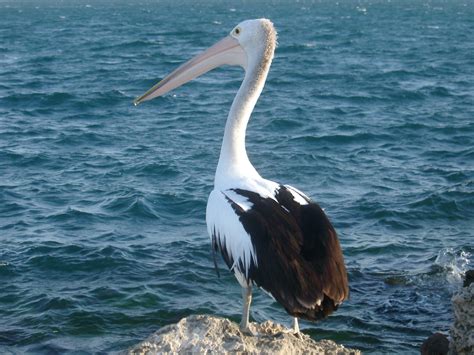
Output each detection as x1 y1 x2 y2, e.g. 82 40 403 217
434 248 472 285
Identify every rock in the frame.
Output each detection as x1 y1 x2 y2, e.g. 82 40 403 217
420 332 449 355
449 272 474 355
128 314 361 354
463 270 474 287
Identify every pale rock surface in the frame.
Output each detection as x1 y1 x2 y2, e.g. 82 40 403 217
128 314 360 354
449 283 474 355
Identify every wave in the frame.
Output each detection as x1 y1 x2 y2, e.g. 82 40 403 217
90 39 163 52
24 244 135 273
1 149 50 167
99 194 159 219
2 92 75 107
45 207 108 223
290 132 392 145
131 162 180 178
407 186 473 219
358 246 473 288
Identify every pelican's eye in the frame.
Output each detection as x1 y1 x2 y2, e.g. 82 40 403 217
234 27 241 35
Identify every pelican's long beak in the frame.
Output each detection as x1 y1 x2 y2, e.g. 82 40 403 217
134 36 246 105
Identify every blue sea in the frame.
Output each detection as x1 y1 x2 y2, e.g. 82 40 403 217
1 0 473 353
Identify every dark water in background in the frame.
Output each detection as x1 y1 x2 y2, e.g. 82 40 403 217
1 0 473 353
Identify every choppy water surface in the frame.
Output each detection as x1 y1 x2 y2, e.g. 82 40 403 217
1 0 473 353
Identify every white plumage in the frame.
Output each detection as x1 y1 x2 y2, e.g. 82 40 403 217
206 189 258 279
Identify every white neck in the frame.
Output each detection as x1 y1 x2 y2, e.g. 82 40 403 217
215 51 272 188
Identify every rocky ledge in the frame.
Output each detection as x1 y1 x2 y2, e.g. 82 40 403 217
450 280 474 354
128 314 360 354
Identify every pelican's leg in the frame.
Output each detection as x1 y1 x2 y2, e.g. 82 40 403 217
240 286 255 335
292 317 299 333
292 317 303 338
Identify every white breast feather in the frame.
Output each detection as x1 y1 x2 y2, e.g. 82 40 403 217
206 189 258 284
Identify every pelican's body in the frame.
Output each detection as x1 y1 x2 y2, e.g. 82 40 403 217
135 19 349 335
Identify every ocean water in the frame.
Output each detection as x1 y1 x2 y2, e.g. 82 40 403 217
1 0 473 353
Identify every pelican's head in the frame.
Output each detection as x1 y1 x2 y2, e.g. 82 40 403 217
229 19 277 65
134 19 277 105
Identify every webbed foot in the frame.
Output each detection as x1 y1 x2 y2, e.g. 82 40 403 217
293 330 304 339
239 324 257 336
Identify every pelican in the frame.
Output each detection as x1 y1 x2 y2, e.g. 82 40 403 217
135 19 349 335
